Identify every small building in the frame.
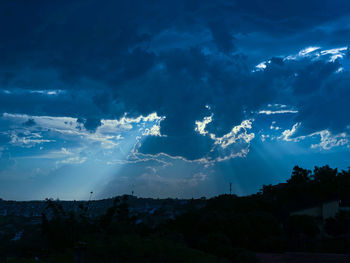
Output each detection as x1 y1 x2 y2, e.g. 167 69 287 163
339 196 350 212
290 200 339 221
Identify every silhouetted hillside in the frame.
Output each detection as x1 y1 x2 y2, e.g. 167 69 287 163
0 165 349 262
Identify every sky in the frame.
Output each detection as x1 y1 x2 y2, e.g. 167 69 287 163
0 0 350 200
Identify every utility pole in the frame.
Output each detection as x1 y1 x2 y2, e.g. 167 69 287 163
87 191 93 211
229 182 232 195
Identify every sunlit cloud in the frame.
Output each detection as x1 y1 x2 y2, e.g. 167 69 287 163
195 112 255 162
258 110 298 115
1 0 350 200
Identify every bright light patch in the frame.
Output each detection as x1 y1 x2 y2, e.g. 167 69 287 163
255 62 267 70
320 47 348 55
1 112 165 154
311 130 349 150
195 112 255 162
29 90 65 95
336 67 344 73
279 122 302 142
259 110 298 115
195 115 213 135
284 46 348 63
298 46 320 56
212 120 255 148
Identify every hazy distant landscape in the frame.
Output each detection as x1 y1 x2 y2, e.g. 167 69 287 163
0 165 349 262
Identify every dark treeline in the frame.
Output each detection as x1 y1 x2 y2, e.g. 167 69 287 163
0 165 349 262
171 165 350 257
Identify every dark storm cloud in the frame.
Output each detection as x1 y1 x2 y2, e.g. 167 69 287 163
0 88 103 120
208 21 236 54
1 0 349 83
294 68 350 136
1 0 350 158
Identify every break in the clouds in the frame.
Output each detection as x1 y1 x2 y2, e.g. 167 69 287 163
0 0 350 200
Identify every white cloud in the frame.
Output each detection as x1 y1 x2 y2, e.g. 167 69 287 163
284 46 348 63
311 130 349 150
255 61 267 70
142 124 163 136
270 121 281 130
298 46 320 56
2 112 165 150
195 113 255 162
215 148 250 162
212 119 255 148
8 131 53 147
261 134 270 142
0 89 66 96
279 122 302 142
59 156 87 165
258 104 298 116
268 104 287 108
0 112 166 169
259 109 298 115
278 122 349 150
195 114 213 135
320 47 348 55
29 89 65 96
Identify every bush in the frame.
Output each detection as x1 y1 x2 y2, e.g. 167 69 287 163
86 235 230 263
285 215 319 237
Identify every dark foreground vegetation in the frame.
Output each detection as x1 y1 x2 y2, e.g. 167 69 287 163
0 165 349 262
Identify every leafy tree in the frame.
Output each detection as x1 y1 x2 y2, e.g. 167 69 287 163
312 165 337 184
287 166 311 185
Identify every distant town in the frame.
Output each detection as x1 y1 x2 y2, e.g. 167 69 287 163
0 196 205 226
0 165 349 262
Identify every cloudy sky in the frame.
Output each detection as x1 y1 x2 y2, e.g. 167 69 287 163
0 0 350 200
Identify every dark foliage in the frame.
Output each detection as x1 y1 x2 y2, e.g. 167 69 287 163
1 165 350 262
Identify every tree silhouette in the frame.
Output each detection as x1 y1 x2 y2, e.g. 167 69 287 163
287 166 311 185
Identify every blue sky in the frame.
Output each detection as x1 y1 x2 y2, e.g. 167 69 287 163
0 0 349 200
